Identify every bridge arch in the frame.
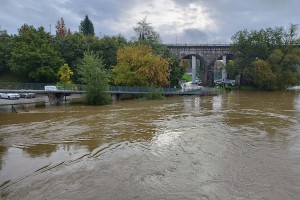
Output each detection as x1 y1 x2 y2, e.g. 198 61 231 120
167 44 232 85
180 54 206 84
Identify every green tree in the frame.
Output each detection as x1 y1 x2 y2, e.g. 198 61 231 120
77 52 111 105
80 34 125 70
97 35 127 70
0 30 13 74
230 29 271 85
230 24 300 89
268 48 300 89
169 56 185 87
57 32 88 82
56 32 127 83
79 15 95 36
252 59 276 90
8 24 64 82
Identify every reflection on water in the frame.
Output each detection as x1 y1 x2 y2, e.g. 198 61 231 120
1 91 300 199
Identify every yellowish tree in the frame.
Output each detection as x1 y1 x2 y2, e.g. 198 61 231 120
58 63 73 84
112 44 169 87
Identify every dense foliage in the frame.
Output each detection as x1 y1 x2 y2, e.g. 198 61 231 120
56 32 88 81
8 24 64 82
4 15 299 96
77 52 111 105
0 30 12 74
0 16 187 105
96 35 127 70
0 16 185 89
112 44 169 87
229 24 300 90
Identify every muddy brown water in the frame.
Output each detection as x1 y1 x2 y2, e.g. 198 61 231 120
0 91 300 199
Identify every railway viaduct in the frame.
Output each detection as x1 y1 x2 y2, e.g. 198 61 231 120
166 44 234 85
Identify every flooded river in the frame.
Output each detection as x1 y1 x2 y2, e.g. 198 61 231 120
1 91 300 199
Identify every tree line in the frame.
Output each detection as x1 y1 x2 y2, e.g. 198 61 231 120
0 16 185 89
1 15 300 95
228 24 300 90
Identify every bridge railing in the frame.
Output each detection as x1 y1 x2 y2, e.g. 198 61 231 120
165 43 232 47
0 82 177 92
0 82 86 91
109 86 179 93
0 82 219 95
110 85 220 95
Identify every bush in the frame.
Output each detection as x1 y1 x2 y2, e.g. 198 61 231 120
145 87 164 100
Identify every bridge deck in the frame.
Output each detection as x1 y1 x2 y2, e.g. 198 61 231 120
0 89 85 94
0 87 219 96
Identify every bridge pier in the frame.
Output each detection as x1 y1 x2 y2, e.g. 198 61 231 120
221 55 227 83
192 56 196 83
47 93 65 105
111 93 121 101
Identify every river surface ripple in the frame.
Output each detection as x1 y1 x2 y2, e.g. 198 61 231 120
0 91 300 199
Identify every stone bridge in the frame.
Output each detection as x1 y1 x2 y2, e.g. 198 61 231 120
166 44 233 85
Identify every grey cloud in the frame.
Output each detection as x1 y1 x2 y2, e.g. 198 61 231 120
1 0 137 35
185 28 209 43
1 0 299 43
167 28 209 44
170 0 300 43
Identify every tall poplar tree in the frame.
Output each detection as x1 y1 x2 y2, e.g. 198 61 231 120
79 15 95 36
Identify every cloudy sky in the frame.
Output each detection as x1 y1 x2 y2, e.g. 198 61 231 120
1 0 299 44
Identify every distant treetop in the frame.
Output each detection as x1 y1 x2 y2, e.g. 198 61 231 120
79 15 95 36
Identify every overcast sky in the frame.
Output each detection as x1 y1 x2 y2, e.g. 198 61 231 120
1 0 299 44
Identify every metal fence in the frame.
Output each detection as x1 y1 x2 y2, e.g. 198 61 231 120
0 82 219 95
109 86 179 93
0 82 86 91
